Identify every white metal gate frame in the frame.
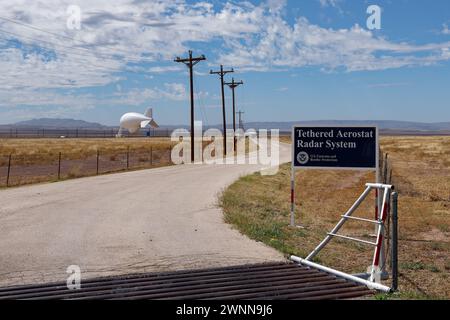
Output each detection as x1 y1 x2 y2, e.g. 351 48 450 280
291 183 393 293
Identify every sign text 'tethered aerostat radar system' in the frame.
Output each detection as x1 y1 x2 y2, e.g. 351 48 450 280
290 126 379 226
293 127 378 169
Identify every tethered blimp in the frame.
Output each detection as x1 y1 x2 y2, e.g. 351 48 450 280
117 108 159 137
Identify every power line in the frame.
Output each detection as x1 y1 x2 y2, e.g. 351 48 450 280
0 30 141 74
175 50 206 163
0 27 148 66
236 110 245 130
0 15 156 63
0 28 118 64
194 76 209 128
241 78 248 128
224 78 244 151
210 65 234 155
0 16 83 44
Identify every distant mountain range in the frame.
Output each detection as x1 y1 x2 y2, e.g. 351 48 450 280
1 118 449 134
243 120 450 132
2 118 106 129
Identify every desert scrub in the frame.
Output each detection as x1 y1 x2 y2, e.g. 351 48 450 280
220 136 450 299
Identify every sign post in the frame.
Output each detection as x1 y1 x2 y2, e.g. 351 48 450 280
291 126 379 227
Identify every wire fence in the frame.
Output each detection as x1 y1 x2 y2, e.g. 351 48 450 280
378 149 396 276
0 128 173 139
0 128 291 139
0 146 173 187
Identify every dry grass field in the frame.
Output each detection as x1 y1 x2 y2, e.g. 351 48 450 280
0 138 174 165
0 137 255 187
220 136 449 299
0 138 175 187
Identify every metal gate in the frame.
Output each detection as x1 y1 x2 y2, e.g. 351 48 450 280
291 183 399 293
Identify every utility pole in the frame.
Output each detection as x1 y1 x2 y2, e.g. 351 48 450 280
175 50 206 163
236 110 245 130
210 65 234 156
224 78 244 151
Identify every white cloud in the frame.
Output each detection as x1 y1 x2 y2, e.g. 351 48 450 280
0 0 449 117
367 82 409 88
0 88 97 122
0 0 268 92
0 81 188 122
1 0 449 78
0 46 124 90
442 24 450 35
0 87 96 108
159 83 187 101
319 0 341 8
113 82 188 105
147 66 184 73
219 15 450 72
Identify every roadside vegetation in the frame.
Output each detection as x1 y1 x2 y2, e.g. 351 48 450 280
0 137 256 188
220 136 449 299
0 138 174 166
0 138 176 187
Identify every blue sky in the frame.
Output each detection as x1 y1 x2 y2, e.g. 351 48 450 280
0 0 449 126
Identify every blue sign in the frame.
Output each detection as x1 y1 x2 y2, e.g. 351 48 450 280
292 126 378 169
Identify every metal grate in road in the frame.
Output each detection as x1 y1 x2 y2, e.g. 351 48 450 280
0 262 374 300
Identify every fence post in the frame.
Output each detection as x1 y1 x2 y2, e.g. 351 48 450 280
6 154 12 187
96 149 100 175
383 153 389 184
168 146 171 163
391 191 399 292
126 147 130 170
58 152 62 180
150 147 153 166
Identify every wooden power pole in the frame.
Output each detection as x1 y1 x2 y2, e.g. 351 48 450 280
175 50 206 163
236 110 245 130
224 78 244 151
210 65 234 156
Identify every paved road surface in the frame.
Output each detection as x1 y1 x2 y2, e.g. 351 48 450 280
0 143 291 287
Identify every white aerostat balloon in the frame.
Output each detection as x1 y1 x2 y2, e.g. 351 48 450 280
117 108 159 137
